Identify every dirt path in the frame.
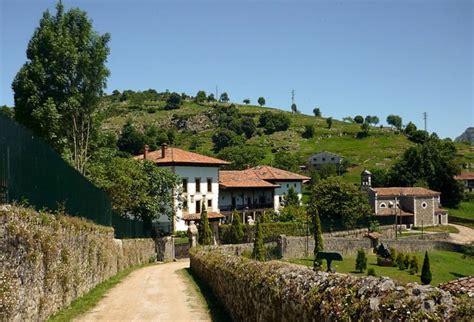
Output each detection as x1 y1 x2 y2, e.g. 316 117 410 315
449 224 474 244
75 259 211 322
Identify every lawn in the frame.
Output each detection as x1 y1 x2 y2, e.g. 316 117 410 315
287 251 474 286
448 201 474 220
412 225 460 234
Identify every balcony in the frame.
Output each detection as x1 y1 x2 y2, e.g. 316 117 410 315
220 203 274 213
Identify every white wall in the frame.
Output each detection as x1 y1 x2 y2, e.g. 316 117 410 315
273 181 303 211
308 152 343 166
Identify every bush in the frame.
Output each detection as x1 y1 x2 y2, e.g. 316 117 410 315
229 212 244 244
409 255 419 275
396 253 405 270
258 111 291 134
403 254 410 270
252 221 265 261
355 249 367 273
421 251 432 285
367 268 376 276
219 222 307 244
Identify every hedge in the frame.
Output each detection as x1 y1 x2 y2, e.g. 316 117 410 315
219 222 308 244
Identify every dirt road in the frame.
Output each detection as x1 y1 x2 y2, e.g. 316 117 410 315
449 224 474 244
75 260 211 322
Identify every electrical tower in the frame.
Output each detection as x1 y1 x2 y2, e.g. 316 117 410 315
423 112 427 131
291 89 295 105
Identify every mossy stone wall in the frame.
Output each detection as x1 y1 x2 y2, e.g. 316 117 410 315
0 205 156 321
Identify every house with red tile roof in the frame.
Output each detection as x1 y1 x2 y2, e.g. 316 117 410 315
135 144 229 232
454 172 474 192
361 171 448 227
219 166 310 222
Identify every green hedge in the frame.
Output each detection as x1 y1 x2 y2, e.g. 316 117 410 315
219 222 308 244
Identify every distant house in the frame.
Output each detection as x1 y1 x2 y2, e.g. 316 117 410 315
134 144 230 231
219 166 310 222
361 171 448 227
454 172 474 192
308 151 343 168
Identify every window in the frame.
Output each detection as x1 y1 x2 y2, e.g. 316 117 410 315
421 202 427 209
207 199 212 207
322 158 326 161
286 184 289 188
379 203 387 208
207 178 212 192
331 157 335 161
182 178 188 193
195 178 201 192
294 183 297 187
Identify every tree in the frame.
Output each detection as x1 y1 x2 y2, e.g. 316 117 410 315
354 115 364 124
243 98 250 105
198 204 213 245
291 103 298 114
258 111 291 134
365 115 379 125
229 211 244 244
117 121 146 155
342 116 354 123
404 121 417 136
386 114 403 130
195 90 207 103
283 186 300 207
164 92 182 110
217 146 265 170
302 125 315 139
212 129 243 152
240 117 257 139
207 93 216 102
318 163 337 179
220 92 229 103
309 177 372 229
355 249 367 272
358 122 370 138
420 251 432 285
312 209 324 269
258 97 266 106
0 105 14 118
273 150 302 172
313 108 321 117
252 220 265 261
326 117 333 129
12 2 110 173
409 255 419 275
369 168 388 187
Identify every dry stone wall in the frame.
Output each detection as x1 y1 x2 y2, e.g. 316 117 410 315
190 249 473 321
0 206 156 321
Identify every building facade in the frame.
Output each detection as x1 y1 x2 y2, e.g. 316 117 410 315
307 151 344 168
454 172 474 192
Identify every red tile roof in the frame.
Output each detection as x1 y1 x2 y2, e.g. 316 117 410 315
219 171 280 188
244 166 310 181
439 276 474 295
454 172 474 180
134 147 230 166
182 212 225 221
371 187 440 197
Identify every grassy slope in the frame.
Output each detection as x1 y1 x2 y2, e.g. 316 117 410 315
287 251 474 286
100 98 470 184
448 201 474 220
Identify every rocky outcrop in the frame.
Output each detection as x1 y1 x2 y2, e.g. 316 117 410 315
455 127 474 143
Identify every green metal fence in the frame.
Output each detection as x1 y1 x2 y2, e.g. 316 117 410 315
0 114 150 238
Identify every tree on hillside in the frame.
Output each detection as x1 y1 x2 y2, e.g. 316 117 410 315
312 208 324 269
220 92 230 103
313 108 322 117
387 136 463 207
252 220 265 261
302 124 315 139
258 97 266 106
212 128 244 152
117 121 146 155
198 204 213 245
229 211 244 244
309 177 372 229
420 251 432 285
240 117 257 139
217 146 265 170
354 115 364 124
291 103 298 114
195 90 207 103
243 98 250 105
404 121 417 136
273 150 302 172
258 111 291 134
164 92 182 110
386 114 403 130
343 116 354 123
358 122 370 138
326 117 333 129
12 2 110 173
207 93 216 102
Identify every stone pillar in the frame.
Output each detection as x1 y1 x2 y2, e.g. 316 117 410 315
156 236 174 262
188 221 198 248
277 235 287 259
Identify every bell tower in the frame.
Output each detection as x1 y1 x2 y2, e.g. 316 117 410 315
361 169 372 192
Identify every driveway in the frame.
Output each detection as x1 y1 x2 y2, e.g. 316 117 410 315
449 224 474 244
75 259 211 322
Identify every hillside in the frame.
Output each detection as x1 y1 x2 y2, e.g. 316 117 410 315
456 127 474 143
99 95 424 184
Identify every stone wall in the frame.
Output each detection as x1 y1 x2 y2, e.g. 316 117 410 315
323 225 395 239
190 249 472 321
0 206 156 321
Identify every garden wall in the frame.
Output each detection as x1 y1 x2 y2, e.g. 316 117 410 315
190 249 472 321
0 205 156 321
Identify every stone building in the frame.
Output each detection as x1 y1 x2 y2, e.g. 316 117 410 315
362 171 448 227
454 172 474 192
307 151 344 168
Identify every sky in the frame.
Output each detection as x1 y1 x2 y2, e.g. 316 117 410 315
1 0 472 139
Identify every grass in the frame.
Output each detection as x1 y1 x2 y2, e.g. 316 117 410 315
48 263 152 322
287 251 474 286
448 201 474 220
179 268 230 322
414 225 460 234
174 237 189 245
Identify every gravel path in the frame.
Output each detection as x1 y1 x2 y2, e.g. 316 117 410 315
75 259 211 322
448 224 474 244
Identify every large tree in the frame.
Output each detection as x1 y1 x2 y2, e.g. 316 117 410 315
12 2 110 173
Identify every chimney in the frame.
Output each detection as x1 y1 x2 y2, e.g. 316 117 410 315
143 144 150 160
161 143 168 158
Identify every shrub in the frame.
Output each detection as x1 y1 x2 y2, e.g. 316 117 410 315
403 254 410 269
313 210 324 269
198 205 213 245
409 255 419 275
355 249 367 273
258 111 291 134
219 222 307 244
228 212 244 244
396 253 405 270
252 221 265 261
421 251 432 285
367 268 376 276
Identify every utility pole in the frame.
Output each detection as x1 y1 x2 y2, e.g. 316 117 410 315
423 112 428 132
291 89 295 105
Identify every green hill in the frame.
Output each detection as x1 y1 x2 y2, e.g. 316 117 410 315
98 95 470 184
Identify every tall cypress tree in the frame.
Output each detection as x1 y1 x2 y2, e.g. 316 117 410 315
229 211 244 244
198 204 213 245
421 251 432 285
252 220 265 261
313 210 324 269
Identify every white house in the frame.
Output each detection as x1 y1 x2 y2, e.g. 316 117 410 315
135 144 230 232
219 166 310 222
308 151 344 168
